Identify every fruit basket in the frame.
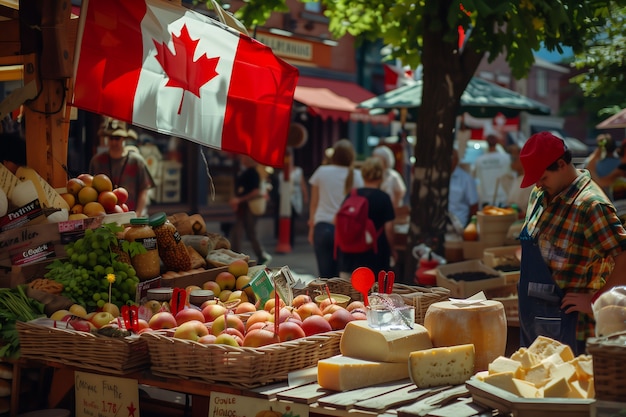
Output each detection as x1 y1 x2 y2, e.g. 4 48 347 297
142 330 342 388
16 318 149 375
586 331 626 401
293 279 450 325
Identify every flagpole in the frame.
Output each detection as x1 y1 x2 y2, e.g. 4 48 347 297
276 152 293 253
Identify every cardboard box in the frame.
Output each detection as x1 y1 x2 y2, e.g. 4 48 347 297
436 259 505 298
483 245 521 269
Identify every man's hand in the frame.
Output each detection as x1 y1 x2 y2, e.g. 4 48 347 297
562 292 594 315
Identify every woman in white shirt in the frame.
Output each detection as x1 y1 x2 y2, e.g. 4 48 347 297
372 145 407 208
308 139 364 278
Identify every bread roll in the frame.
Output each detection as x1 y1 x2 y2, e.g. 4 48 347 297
595 305 626 337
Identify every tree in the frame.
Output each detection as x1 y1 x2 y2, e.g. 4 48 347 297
225 0 622 280
569 4 626 123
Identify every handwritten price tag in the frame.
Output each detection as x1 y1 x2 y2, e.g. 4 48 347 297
209 392 308 417
75 371 140 417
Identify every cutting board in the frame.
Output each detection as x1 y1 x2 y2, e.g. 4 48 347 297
316 379 414 409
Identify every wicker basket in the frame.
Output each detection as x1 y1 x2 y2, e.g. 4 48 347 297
293 279 450 325
17 319 149 374
586 331 626 401
142 330 342 388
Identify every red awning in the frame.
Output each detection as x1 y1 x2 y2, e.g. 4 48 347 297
294 76 392 124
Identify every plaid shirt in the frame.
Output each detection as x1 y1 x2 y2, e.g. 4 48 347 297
525 170 626 340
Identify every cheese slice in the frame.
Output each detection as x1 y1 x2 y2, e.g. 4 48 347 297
317 355 408 391
488 356 524 378
482 371 540 398
408 344 475 388
340 320 432 363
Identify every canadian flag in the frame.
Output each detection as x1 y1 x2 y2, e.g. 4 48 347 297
72 0 299 167
383 62 415 92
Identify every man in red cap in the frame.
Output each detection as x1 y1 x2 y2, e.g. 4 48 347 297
517 131 626 354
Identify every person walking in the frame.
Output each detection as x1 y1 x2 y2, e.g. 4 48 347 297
89 126 155 216
448 148 479 227
372 145 407 208
473 133 511 208
517 131 626 355
308 139 363 278
229 155 272 265
278 148 309 247
336 157 397 278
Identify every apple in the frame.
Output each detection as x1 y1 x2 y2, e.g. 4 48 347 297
218 327 245 345
60 193 76 209
215 271 236 291
197 334 217 345
101 302 120 318
69 318 95 332
83 201 106 217
291 294 312 308
277 306 301 323
346 301 366 312
143 300 162 315
351 310 367 320
112 186 129 205
296 302 323 320
229 259 249 278
202 280 221 297
112 205 124 213
173 320 209 341
78 186 99 205
211 313 245 336
77 173 93 186
98 191 118 213
278 321 306 342
214 333 241 347
148 311 178 330
175 308 206 326
234 301 257 314
263 298 286 312
92 173 113 193
70 204 84 214
200 299 219 309
121 203 129 212
50 309 72 321
235 274 252 290
89 311 115 329
136 318 150 331
242 326 280 347
328 308 356 330
245 310 274 332
301 315 333 336
66 178 85 196
201 304 227 322
322 304 344 315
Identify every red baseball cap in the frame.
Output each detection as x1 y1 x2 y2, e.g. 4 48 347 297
520 132 567 188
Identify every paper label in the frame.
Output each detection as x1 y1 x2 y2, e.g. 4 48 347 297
208 392 308 417
74 371 139 417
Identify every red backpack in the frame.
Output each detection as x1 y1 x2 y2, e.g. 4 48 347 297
334 189 381 257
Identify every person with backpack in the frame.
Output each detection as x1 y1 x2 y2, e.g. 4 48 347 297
308 139 364 278
335 157 397 280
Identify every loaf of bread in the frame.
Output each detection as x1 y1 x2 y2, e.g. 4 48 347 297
206 249 249 268
186 245 207 269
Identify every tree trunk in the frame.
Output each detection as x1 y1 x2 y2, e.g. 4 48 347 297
403 0 484 283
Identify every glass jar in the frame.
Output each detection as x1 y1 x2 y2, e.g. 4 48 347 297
125 217 160 281
149 212 191 272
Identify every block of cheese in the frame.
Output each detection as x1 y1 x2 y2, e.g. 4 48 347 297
570 355 593 381
524 363 551 388
550 362 577 383
542 376 571 398
510 348 539 370
482 371 540 398
408 344 474 388
488 356 524 379
16 166 69 209
424 300 506 371
317 355 409 391
527 335 574 362
340 320 432 363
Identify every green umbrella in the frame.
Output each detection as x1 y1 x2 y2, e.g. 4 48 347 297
358 77 551 118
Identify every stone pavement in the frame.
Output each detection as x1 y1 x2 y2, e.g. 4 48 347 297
205 216 320 283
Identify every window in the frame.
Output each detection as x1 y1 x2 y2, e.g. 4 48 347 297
304 1 321 13
535 68 547 97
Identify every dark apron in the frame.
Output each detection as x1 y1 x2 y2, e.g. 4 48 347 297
518 224 579 354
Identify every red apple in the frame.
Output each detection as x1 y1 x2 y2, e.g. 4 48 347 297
218 327 244 345
69 318 94 332
215 271 236 291
291 294 312 308
112 204 124 213
148 311 177 330
136 318 150 331
322 304 344 315
211 313 245 336
296 302 323 320
242 326 280 347
277 306 302 323
278 321 306 342
173 320 209 341
264 297 286 312
328 308 356 330
197 334 217 345
351 310 367 320
245 310 274 332
175 308 206 326
89 311 115 329
97 190 118 213
346 301 366 312
121 203 129 212
77 173 93 186
201 304 228 323
112 186 129 205
301 315 332 336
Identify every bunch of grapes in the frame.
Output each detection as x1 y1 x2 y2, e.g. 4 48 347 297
45 223 141 311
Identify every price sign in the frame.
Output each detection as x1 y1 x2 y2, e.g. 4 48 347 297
209 392 308 417
74 371 140 417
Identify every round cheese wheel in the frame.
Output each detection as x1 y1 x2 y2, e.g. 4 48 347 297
424 300 507 372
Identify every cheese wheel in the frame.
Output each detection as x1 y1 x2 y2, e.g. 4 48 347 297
424 300 506 372
340 320 432 362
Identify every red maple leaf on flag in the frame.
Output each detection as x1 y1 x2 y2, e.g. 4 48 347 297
153 24 219 114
